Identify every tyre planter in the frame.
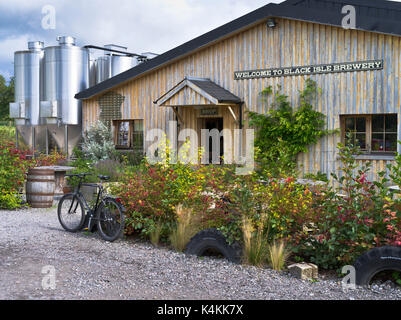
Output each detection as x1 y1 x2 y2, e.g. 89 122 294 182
354 246 401 286
185 228 242 264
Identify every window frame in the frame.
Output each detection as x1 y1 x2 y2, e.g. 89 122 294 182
340 114 398 156
113 119 144 150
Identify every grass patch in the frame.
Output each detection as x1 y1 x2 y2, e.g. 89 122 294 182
241 216 269 267
268 240 290 271
169 204 200 252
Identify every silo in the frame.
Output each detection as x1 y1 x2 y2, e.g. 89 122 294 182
110 54 137 77
40 36 90 155
10 37 143 156
41 36 89 125
95 56 109 84
9 41 44 126
89 53 97 87
95 45 137 84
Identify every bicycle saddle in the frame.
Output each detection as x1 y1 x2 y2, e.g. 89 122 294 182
98 175 110 180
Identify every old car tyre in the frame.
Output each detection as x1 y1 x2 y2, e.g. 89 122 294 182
354 246 401 286
185 228 242 264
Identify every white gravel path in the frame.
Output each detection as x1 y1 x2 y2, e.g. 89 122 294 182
0 206 400 300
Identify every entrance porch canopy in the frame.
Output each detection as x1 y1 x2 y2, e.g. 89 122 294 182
153 77 242 125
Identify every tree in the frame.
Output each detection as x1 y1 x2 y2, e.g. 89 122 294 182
0 75 15 121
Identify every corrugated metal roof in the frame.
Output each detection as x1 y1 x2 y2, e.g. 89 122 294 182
76 0 401 100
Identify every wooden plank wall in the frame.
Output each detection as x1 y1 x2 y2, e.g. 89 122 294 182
82 17 401 180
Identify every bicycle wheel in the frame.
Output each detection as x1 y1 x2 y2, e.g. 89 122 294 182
97 198 125 242
57 193 85 232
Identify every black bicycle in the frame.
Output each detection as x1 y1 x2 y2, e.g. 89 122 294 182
57 173 125 242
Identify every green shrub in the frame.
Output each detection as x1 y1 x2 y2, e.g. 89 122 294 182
0 125 15 142
291 137 401 270
0 141 31 209
0 140 66 209
94 159 124 181
67 147 126 187
149 219 163 246
107 133 401 272
303 171 329 182
110 161 237 242
0 192 22 210
117 150 144 167
81 121 117 161
248 79 331 177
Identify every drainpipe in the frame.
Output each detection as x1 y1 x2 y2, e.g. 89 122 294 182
32 126 36 153
64 125 68 158
239 102 243 130
239 102 244 162
45 126 49 155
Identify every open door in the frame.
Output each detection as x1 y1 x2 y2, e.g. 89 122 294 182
198 117 223 164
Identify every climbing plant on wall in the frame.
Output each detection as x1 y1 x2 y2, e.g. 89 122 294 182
248 79 332 177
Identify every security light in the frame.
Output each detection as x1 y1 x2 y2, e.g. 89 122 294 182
266 18 276 28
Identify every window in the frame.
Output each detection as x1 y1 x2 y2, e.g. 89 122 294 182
113 120 144 150
345 116 367 150
131 120 144 151
371 115 397 152
117 121 130 147
341 114 397 154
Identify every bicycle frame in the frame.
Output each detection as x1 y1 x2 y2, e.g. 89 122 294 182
76 183 104 213
70 178 107 231
64 173 125 233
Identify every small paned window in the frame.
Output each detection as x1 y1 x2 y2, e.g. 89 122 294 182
341 114 397 154
113 119 144 150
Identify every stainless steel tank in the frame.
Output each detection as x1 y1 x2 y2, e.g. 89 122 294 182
95 49 137 84
95 56 109 84
10 41 44 126
10 37 140 156
110 54 137 77
89 54 97 87
41 36 89 125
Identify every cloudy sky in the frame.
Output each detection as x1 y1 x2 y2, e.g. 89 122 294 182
0 0 286 80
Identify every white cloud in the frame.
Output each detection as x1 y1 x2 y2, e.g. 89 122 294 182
9 0 401 78
50 0 277 54
0 0 280 79
0 34 31 61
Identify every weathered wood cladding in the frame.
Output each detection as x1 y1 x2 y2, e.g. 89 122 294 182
82 17 401 179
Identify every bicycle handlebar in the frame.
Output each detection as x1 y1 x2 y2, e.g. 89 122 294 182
65 173 110 180
65 173 93 178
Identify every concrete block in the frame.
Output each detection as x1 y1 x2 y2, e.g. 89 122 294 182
306 263 318 279
288 263 318 280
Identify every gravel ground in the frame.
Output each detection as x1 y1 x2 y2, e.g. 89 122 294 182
1 206 401 300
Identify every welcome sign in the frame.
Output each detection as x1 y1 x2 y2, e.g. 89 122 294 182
234 60 383 80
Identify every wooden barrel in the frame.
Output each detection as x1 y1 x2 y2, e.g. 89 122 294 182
26 168 55 208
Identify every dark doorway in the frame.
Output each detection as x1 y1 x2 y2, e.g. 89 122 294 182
201 117 224 164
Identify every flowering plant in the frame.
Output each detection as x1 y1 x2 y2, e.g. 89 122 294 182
110 160 236 241
291 138 401 269
0 140 66 209
0 141 31 209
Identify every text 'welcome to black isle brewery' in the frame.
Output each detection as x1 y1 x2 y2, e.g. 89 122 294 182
75 0 401 181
